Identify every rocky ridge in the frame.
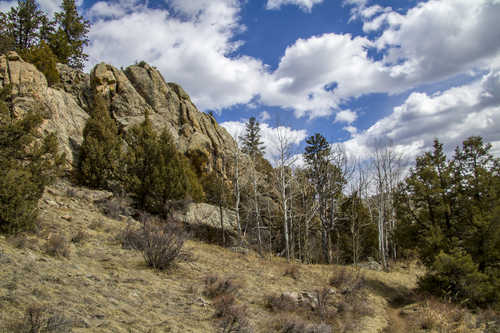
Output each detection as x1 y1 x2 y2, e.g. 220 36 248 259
0 51 236 173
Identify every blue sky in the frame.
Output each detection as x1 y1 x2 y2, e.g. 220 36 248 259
2 0 500 163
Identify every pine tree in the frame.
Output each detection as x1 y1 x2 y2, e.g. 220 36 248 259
7 0 44 50
240 117 265 158
0 86 64 233
78 96 122 190
399 137 500 309
124 115 203 216
52 0 90 70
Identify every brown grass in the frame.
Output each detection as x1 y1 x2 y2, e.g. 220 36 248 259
0 181 495 333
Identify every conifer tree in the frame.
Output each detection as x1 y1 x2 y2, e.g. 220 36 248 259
78 96 122 190
52 0 90 70
0 86 64 233
7 0 44 50
125 114 203 216
240 117 265 158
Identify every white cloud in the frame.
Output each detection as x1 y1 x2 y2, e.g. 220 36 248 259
335 109 357 124
259 111 271 121
368 0 500 81
221 120 307 163
266 0 324 12
84 0 500 123
86 0 269 111
342 70 500 160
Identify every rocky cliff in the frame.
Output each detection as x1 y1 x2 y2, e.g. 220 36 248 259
0 51 236 173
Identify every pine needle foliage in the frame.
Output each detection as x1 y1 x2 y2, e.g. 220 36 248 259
78 95 122 190
124 114 203 216
398 137 500 309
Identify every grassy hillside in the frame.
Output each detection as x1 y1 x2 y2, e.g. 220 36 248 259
0 181 498 332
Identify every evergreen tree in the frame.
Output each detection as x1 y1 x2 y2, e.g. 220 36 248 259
240 117 265 158
78 96 122 190
0 12 15 54
21 41 60 86
125 115 203 216
7 0 44 50
398 137 500 309
0 86 64 233
52 0 90 70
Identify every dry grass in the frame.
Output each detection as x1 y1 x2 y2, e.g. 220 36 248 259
0 180 496 333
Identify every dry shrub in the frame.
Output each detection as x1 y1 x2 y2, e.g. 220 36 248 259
283 265 300 280
329 267 364 293
98 195 132 220
266 294 297 313
213 295 252 333
273 315 332 333
141 220 185 270
45 234 70 258
204 275 242 299
119 223 145 250
315 288 334 320
4 304 72 332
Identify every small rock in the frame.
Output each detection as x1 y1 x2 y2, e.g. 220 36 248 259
61 215 72 221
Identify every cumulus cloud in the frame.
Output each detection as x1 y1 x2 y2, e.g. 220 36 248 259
221 120 307 163
86 0 269 111
342 70 500 160
266 0 324 12
84 0 500 122
335 109 357 124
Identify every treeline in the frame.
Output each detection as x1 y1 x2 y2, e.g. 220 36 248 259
226 120 499 310
0 0 90 84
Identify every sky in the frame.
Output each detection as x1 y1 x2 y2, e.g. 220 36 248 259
2 0 500 165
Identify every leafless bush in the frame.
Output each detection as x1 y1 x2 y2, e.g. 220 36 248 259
266 294 297 313
213 295 252 333
283 265 300 280
315 288 333 320
5 305 72 332
204 275 242 299
329 267 364 295
119 223 145 250
98 194 133 220
142 220 185 270
45 234 70 258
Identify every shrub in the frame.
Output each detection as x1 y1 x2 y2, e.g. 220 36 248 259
418 249 497 308
266 294 297 313
45 234 70 257
4 304 72 333
21 41 60 86
204 275 242 299
213 296 251 333
141 220 185 270
119 223 145 250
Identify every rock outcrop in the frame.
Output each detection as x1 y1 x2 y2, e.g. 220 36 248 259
0 52 89 168
91 62 236 173
0 52 237 175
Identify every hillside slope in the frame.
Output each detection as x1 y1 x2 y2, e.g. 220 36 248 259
1 182 495 333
